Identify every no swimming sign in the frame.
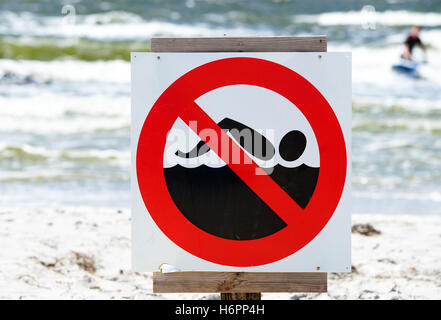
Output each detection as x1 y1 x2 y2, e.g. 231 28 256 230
131 52 351 272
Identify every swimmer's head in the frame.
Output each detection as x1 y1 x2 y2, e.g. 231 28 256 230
411 25 421 36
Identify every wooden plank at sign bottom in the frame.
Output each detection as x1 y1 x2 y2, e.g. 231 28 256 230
153 272 327 296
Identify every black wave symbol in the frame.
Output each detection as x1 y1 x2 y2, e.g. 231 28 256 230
165 118 318 241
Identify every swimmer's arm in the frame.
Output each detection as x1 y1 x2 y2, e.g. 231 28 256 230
403 43 411 59
417 37 426 51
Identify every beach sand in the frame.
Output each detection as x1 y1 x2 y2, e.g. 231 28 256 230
0 208 440 300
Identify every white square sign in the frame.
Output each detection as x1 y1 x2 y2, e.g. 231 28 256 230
131 52 351 272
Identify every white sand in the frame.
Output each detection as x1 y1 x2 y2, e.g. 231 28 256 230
0 208 440 300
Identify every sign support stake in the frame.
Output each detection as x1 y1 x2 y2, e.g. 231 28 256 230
150 35 328 300
220 293 261 300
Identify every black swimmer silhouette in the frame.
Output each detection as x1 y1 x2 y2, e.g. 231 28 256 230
164 118 319 240
176 118 275 161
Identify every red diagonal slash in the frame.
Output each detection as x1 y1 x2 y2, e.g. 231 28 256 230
178 100 304 226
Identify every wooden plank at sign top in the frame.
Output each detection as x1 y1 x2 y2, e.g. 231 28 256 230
150 36 327 52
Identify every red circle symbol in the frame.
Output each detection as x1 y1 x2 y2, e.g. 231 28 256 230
136 57 347 267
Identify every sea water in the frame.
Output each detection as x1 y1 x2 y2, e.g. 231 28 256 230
0 0 440 215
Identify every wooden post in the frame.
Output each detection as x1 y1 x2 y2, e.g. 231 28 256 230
220 293 261 300
150 36 328 300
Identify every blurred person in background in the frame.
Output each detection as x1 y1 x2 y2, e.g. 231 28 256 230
402 25 426 60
